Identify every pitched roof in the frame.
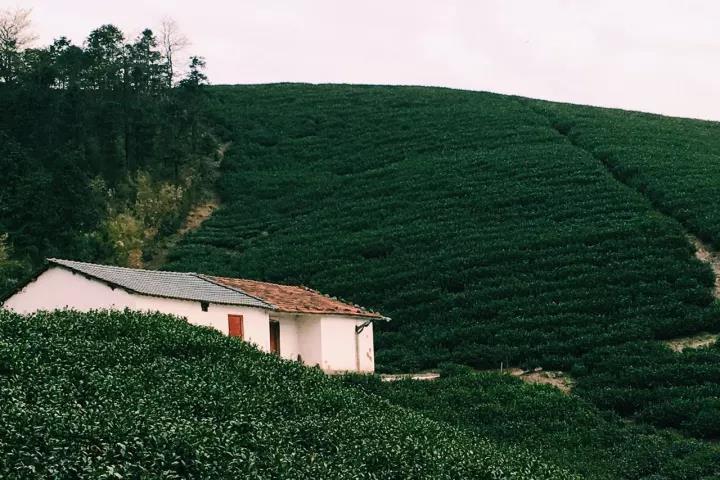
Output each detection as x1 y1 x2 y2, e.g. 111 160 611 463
207 276 386 319
48 259 272 309
41 259 386 320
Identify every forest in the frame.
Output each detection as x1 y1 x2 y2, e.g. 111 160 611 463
0 9 216 296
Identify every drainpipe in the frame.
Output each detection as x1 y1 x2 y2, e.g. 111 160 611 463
355 320 372 372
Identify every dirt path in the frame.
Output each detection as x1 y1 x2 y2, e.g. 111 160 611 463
380 372 441 382
661 236 720 352
688 234 720 298
178 199 219 235
381 368 574 393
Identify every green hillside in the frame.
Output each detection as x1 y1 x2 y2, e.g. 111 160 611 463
534 100 720 247
0 309 573 479
343 366 720 480
165 84 720 437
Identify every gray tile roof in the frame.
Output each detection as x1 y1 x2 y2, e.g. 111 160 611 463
48 258 273 309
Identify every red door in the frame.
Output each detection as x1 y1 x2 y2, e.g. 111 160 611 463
228 314 244 339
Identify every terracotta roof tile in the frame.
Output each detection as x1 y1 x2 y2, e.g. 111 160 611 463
206 276 385 319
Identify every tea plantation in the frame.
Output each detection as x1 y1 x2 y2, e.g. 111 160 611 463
0 309 574 479
343 365 720 480
533 99 720 248
165 84 720 438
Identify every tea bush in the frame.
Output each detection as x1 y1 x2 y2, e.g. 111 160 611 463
0 309 574 479
342 367 720 480
163 84 720 439
166 85 719 373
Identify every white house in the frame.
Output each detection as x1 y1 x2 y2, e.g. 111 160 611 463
1 258 389 373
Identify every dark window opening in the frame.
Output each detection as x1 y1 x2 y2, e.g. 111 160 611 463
201 301 209 312
270 321 280 355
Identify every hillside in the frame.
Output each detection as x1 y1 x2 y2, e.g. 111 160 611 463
0 309 573 479
165 84 720 438
343 366 720 480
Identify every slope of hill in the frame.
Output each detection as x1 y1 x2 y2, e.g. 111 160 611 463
164 84 720 439
533 100 720 247
0 309 573 479
343 366 720 480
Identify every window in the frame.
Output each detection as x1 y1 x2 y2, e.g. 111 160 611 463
200 301 209 312
228 314 244 338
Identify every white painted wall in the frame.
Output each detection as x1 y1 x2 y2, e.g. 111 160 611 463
296 314 323 368
3 266 378 373
273 313 300 361
319 315 375 373
356 321 375 373
3 267 271 350
4 267 135 312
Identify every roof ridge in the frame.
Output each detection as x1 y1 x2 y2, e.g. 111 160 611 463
48 258 197 277
196 274 278 309
211 274 312 291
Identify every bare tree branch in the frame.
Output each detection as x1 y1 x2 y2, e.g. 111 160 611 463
0 7 37 50
159 17 189 87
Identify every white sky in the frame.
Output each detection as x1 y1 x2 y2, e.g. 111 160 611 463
12 0 720 120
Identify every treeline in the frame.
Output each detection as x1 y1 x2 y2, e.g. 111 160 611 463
0 9 217 295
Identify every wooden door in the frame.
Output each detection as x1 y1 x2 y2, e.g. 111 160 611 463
269 321 280 354
228 314 244 339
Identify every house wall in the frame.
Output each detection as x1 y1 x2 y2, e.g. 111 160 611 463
272 313 301 361
3 267 271 351
356 321 375 373
319 315 375 373
4 266 377 373
296 314 323 367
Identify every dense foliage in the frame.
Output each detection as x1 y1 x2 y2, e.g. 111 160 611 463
532 99 720 248
571 341 720 439
164 84 720 440
0 11 216 296
522 100 720 439
165 85 718 365
0 309 574 479
343 365 720 480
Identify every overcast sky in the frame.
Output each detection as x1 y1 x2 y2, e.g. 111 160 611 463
14 0 720 121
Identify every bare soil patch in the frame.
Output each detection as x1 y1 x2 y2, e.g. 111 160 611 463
666 332 720 352
179 199 219 235
504 368 574 393
688 234 720 298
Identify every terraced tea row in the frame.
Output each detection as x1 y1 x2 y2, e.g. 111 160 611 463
167 85 719 374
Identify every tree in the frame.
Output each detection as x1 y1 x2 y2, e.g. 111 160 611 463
0 7 36 82
181 55 207 89
159 18 189 88
128 29 164 93
179 56 208 155
84 24 125 91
